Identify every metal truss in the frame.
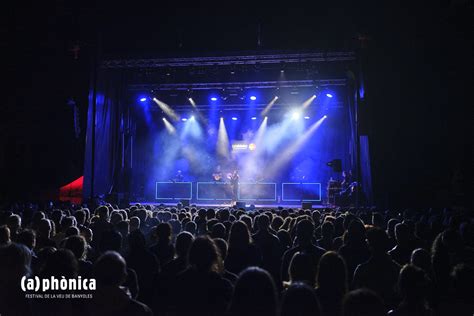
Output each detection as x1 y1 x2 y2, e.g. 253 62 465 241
128 79 347 92
101 51 356 69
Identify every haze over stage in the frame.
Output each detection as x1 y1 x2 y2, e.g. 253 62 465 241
84 52 369 205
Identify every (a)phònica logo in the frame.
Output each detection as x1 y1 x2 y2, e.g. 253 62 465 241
21 276 96 292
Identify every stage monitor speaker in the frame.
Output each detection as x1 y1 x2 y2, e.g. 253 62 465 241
234 201 246 209
327 159 342 172
302 202 313 210
180 199 190 207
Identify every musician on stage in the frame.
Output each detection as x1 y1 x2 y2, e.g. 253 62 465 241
229 169 239 203
341 170 353 190
212 165 223 182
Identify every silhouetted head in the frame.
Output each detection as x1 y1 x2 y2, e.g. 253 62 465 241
184 221 197 235
256 214 271 231
0 225 11 245
38 219 52 238
65 226 80 237
110 211 123 225
17 229 36 250
410 248 431 273
228 221 251 249
96 206 109 221
0 242 31 280
74 210 86 226
317 251 347 295
188 236 222 272
366 227 390 254
155 222 172 243
175 231 194 258
395 223 410 245
64 235 87 260
281 282 321 316
371 213 384 228
451 264 474 300
129 216 140 231
345 220 366 245
41 248 78 278
214 238 228 260
94 251 127 287
398 264 429 302
343 288 385 316
7 214 21 233
228 267 278 316
321 221 334 239
289 252 317 287
296 220 314 245
211 222 226 239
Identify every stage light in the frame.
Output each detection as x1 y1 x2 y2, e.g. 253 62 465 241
323 115 328 118
304 116 310 120
217 117 230 158
162 117 176 134
139 97 147 102
251 117 257 120
190 116 195 120
181 118 188 122
266 116 327 177
211 97 218 101
153 98 179 121
291 110 301 119
188 98 196 107
231 117 238 121
261 96 279 116
326 93 333 98
302 95 317 109
250 96 257 101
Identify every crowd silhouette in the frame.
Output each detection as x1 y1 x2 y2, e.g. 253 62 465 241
0 202 473 315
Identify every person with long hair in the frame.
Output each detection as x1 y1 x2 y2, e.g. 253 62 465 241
315 251 348 316
171 236 233 316
281 282 321 316
225 221 261 275
227 267 278 316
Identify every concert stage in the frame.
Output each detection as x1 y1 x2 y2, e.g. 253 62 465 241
84 52 373 206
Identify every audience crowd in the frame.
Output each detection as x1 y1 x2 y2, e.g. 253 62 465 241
0 202 473 316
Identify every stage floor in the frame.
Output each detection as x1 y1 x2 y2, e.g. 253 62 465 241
131 202 328 209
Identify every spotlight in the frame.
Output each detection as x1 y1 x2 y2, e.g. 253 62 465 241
139 97 147 102
181 118 188 122
326 93 333 98
190 116 195 120
323 115 328 118
250 96 257 101
211 97 218 101
231 117 238 121
291 110 301 119
275 96 279 99
251 117 257 120
304 116 310 120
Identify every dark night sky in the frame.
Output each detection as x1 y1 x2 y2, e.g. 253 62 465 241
2 1 472 207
